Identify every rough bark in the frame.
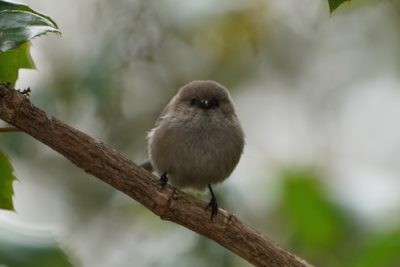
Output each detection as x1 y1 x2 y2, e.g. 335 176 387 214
0 83 314 267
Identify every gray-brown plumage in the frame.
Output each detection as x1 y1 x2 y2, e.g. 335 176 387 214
146 80 244 218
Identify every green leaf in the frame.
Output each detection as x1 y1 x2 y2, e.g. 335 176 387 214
0 10 59 52
328 0 351 13
0 42 34 84
346 229 400 267
0 1 57 84
0 0 58 27
278 168 347 250
0 148 16 211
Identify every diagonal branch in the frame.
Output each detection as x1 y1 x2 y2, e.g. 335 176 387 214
0 83 313 267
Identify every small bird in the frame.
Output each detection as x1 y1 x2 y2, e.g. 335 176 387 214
145 80 244 219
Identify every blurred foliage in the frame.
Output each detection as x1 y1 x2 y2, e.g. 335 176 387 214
328 0 352 13
345 229 400 267
179 236 235 267
0 149 15 211
0 227 74 267
270 168 400 267
279 169 347 250
273 168 351 265
177 3 270 85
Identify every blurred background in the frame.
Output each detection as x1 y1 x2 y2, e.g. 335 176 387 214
1 0 400 266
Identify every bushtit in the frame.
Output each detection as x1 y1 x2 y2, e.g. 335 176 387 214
145 80 244 218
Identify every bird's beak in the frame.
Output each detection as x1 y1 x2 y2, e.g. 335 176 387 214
199 99 212 109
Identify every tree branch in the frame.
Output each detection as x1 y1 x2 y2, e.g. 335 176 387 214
0 83 313 267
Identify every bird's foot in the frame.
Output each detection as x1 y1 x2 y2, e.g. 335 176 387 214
205 184 218 220
159 173 168 189
205 196 218 220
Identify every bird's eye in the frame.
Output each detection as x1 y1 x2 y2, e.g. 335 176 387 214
211 99 219 107
190 98 197 106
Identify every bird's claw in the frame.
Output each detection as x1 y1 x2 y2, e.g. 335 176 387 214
159 173 168 189
205 196 218 220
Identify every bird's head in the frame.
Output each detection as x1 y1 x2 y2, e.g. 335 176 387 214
173 80 236 120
